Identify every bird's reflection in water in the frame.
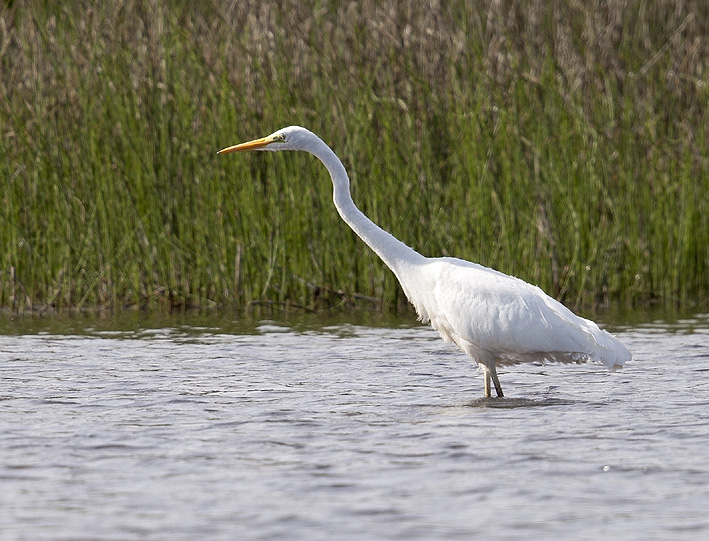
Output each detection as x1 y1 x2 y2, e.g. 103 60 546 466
464 397 575 408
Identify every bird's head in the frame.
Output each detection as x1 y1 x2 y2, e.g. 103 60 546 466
217 126 316 155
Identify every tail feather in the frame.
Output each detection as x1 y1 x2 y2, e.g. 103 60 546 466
538 294 631 370
584 322 631 370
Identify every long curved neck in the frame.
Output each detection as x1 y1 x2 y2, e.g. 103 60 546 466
306 138 427 275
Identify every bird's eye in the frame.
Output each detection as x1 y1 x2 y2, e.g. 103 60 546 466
272 134 286 143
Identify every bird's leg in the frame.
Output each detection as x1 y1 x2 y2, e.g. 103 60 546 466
490 365 504 398
481 364 504 398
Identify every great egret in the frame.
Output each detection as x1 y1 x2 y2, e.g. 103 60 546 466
218 126 631 397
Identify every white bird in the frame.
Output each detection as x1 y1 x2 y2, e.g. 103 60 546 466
218 126 631 397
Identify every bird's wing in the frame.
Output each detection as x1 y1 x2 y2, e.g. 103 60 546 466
415 258 629 368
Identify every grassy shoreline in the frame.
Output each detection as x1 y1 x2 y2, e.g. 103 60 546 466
1 1 707 314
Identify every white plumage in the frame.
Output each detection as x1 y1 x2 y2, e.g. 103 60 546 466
219 126 631 397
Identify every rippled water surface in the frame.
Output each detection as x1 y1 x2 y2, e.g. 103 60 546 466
1 311 708 540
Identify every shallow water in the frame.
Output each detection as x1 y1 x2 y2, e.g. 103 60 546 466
1 311 708 540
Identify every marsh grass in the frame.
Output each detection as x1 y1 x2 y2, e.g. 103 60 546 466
1 1 707 313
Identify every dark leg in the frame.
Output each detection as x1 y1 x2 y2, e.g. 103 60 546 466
490 364 504 397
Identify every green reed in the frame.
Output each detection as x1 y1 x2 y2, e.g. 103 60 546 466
1 1 707 313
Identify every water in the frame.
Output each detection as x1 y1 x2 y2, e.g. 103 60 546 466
1 311 708 540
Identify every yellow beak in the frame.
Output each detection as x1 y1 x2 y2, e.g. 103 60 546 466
217 136 271 155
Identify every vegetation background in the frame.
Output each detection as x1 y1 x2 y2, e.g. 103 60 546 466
1 0 707 314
